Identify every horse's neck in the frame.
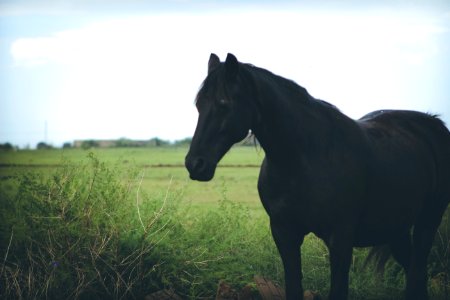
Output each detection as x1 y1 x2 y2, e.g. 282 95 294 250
251 77 339 164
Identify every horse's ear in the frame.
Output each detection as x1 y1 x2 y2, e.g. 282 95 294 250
225 53 239 79
208 53 220 75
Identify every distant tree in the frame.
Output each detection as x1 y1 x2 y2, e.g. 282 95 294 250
62 142 72 149
115 138 126 147
37 142 53 150
115 138 135 147
148 137 169 147
173 137 192 146
0 143 14 150
81 140 99 149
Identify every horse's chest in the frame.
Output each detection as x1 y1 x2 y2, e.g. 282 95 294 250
258 167 321 230
259 169 298 215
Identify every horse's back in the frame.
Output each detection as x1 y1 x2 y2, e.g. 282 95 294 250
359 110 450 193
356 110 450 243
359 110 450 185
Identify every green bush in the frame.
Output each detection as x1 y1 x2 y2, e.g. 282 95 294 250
0 154 277 299
0 154 178 299
153 182 281 298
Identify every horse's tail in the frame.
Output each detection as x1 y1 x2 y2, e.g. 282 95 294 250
363 245 391 275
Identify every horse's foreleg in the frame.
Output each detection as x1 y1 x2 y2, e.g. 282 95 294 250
327 230 354 300
270 221 304 300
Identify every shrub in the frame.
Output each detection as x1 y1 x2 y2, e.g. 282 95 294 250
0 157 280 299
0 154 179 299
0 143 14 151
36 142 53 150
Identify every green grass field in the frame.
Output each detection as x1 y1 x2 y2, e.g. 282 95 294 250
0 147 448 299
0 146 264 212
0 146 263 166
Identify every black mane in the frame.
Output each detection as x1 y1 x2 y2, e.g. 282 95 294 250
241 63 343 120
197 61 340 114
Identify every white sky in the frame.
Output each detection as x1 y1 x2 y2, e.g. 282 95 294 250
1 1 449 148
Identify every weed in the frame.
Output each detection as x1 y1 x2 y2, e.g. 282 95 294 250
0 154 177 299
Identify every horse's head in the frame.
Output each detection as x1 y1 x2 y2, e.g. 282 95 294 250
185 53 256 181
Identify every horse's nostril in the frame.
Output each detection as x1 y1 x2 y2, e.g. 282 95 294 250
193 157 206 173
186 155 216 181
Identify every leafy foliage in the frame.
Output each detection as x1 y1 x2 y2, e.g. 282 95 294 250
0 154 174 299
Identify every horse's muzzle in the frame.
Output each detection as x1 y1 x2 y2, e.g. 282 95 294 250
185 155 216 181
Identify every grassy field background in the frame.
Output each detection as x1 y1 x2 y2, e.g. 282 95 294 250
0 147 264 211
0 147 448 299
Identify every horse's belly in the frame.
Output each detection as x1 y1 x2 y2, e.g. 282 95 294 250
353 186 428 247
353 225 409 247
353 194 422 246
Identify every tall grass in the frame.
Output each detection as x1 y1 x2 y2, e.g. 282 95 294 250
0 153 175 299
0 154 448 299
0 154 275 299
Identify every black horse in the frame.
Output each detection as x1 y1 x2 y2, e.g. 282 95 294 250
185 53 450 300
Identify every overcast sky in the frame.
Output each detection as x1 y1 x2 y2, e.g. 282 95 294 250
1 0 449 148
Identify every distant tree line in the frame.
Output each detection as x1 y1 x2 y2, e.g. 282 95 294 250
37 142 54 150
76 137 193 149
0 143 16 151
1 136 259 151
